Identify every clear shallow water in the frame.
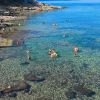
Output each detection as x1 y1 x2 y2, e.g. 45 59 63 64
0 2 100 100
26 3 100 46
23 3 100 57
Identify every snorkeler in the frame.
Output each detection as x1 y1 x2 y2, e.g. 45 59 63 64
73 47 79 56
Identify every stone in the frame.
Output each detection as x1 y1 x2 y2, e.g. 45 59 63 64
2 81 31 94
74 86 96 97
0 91 4 97
24 88 30 93
0 38 13 47
65 91 77 99
0 57 4 61
8 92 17 97
24 73 45 82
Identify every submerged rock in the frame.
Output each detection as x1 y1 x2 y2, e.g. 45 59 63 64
0 57 4 61
8 92 17 97
59 79 69 86
74 86 96 97
20 62 29 65
82 63 89 69
0 81 31 97
24 73 45 82
2 81 30 94
65 90 77 99
0 91 4 97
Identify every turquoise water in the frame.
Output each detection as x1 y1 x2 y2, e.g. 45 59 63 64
23 3 100 59
0 2 100 100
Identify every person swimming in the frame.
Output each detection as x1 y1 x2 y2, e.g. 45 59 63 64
48 49 58 58
73 47 79 56
52 23 58 26
63 34 67 38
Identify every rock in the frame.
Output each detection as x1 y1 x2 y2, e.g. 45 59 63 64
0 38 13 47
0 57 4 61
28 90 33 95
24 73 45 82
20 62 29 65
2 81 31 94
12 81 31 92
8 92 17 97
60 79 68 86
74 86 96 97
65 91 77 99
69 69 74 73
24 88 30 93
82 63 89 68
0 91 4 97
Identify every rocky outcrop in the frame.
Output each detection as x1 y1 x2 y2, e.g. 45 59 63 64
0 81 31 97
2 81 30 93
24 73 45 82
0 38 13 47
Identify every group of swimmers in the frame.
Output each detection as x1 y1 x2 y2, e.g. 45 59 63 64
48 46 79 58
26 46 79 61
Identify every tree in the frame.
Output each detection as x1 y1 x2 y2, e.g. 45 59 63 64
0 0 35 5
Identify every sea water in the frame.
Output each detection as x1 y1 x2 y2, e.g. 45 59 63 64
0 2 100 100
23 2 100 60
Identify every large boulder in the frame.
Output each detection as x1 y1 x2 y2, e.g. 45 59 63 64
0 81 31 96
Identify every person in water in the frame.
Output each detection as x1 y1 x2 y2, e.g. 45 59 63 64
52 23 58 26
63 34 67 38
26 50 31 60
48 49 58 58
73 47 79 56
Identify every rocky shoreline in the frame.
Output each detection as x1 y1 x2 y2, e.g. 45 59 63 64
0 1 63 47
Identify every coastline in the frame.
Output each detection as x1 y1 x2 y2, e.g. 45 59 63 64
0 2 63 47
0 2 100 100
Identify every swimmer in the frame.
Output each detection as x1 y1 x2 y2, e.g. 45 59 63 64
48 49 58 58
73 47 79 56
63 34 66 38
50 52 57 58
52 23 57 26
48 49 54 55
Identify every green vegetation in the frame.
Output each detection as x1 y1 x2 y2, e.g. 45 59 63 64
0 0 35 5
